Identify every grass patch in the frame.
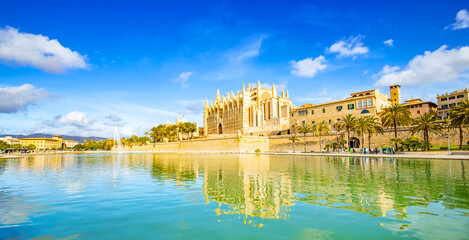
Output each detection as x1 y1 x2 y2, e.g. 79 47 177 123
429 145 469 150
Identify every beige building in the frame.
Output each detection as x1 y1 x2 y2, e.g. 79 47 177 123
436 89 468 119
290 87 393 133
0 136 21 145
20 135 63 150
403 99 437 118
204 81 294 135
19 135 77 150
63 139 79 148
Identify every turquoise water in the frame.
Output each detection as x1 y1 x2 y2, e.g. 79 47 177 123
0 153 468 239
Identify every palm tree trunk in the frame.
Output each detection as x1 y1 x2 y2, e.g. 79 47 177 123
362 134 364 151
424 130 428 151
293 142 295 153
319 134 322 153
347 129 350 150
304 133 306 153
393 120 398 149
368 133 371 149
459 125 463 150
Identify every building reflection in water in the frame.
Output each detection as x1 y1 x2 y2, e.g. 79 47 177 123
1 153 467 228
145 153 468 227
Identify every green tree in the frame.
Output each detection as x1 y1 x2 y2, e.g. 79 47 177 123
354 117 369 150
365 115 383 149
297 123 312 152
380 104 412 148
26 144 36 151
449 100 469 150
0 140 10 150
289 135 299 153
340 114 357 150
411 112 443 151
332 121 344 146
312 120 331 153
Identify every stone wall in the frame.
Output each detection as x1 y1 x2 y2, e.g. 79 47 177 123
269 127 465 152
115 135 269 153
115 128 465 153
269 134 338 152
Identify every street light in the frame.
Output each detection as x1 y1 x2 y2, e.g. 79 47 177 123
446 136 450 156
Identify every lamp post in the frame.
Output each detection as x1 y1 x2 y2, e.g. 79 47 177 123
447 136 450 156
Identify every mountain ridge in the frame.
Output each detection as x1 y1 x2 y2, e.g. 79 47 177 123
0 133 108 143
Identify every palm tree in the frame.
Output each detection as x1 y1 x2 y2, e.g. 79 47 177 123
449 100 469 149
411 112 443 151
332 121 344 147
312 120 331 153
354 117 369 150
297 123 312 152
289 135 300 153
340 114 357 150
380 104 412 148
365 115 384 149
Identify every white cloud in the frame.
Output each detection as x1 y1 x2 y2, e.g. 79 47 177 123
174 72 193 88
56 111 94 128
383 39 394 47
233 35 267 62
328 35 369 57
0 26 88 73
105 114 123 122
177 99 205 115
450 9 469 30
289 56 327 78
374 45 469 86
0 84 50 113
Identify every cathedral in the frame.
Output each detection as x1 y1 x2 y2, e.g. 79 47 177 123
203 81 294 135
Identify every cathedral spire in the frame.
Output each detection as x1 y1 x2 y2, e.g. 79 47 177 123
272 83 277 98
231 91 234 98
242 83 245 92
286 90 289 98
282 90 285 98
204 98 208 109
257 80 261 89
216 88 221 101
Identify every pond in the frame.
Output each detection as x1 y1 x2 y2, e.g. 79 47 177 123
0 153 468 239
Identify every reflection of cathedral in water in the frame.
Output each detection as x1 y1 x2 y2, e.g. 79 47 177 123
202 155 295 225
147 154 465 225
2 153 465 228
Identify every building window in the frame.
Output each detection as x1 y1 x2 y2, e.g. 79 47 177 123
322 108 325 113
363 100 367 108
329 119 331 124
348 104 354 110
311 110 314 115
368 99 372 107
312 121 315 124
442 104 448 109
291 113 294 117
417 110 420 114
305 110 308 115
449 103 456 108
357 101 362 108
449 96 455 100
457 94 464 98
336 106 343 111
302 120 306 125
441 98 447 101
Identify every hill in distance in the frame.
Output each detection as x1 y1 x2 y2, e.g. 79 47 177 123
0 133 108 143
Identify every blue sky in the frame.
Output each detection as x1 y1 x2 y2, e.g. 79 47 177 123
0 0 468 137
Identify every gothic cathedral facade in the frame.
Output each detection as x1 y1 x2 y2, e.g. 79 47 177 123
203 81 294 135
